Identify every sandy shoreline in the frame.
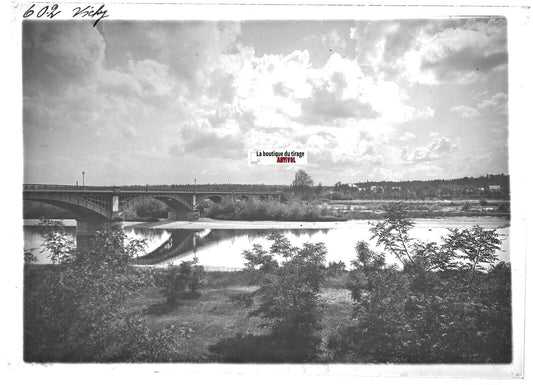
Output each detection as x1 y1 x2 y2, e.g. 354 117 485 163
137 218 345 230
131 216 510 230
23 216 510 230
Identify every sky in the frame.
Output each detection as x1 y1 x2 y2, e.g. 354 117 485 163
23 18 509 186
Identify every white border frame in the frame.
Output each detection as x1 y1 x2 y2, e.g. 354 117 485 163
4 0 532 382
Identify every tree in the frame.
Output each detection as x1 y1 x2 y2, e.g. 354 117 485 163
328 202 509 363
209 233 327 362
24 220 180 362
134 199 167 220
157 257 205 307
292 170 314 190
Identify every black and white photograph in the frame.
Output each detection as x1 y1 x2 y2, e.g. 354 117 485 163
5 0 533 380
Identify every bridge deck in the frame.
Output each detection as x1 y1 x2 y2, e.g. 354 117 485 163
23 184 284 194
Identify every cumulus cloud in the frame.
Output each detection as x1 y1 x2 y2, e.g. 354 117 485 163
451 105 481 118
23 22 106 94
299 77 378 124
398 132 416 141
477 92 508 115
402 137 458 162
23 20 508 184
399 18 507 85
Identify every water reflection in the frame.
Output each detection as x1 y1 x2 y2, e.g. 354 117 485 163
23 218 510 270
135 228 327 267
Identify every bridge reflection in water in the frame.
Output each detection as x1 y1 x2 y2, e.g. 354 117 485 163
23 220 327 267
132 228 327 267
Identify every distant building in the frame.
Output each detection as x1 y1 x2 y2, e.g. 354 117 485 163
370 185 383 193
489 185 501 191
391 186 402 191
348 183 360 190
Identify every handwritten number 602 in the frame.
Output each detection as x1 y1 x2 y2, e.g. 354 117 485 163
23 4 60 19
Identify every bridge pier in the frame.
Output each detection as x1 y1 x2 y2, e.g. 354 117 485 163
111 195 121 220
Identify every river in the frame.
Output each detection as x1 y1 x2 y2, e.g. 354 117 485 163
23 217 511 270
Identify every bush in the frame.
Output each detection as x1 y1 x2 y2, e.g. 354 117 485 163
156 257 205 307
134 199 167 219
328 202 510 363
206 200 324 221
461 201 472 211
326 260 346 276
24 220 181 362
209 233 327 362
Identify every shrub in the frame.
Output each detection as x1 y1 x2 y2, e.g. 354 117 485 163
134 199 167 219
326 260 346 276
461 201 472 211
209 233 327 362
206 200 324 221
328 202 510 363
24 220 181 362
156 257 205 307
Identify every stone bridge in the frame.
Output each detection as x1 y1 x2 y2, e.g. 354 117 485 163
23 184 285 221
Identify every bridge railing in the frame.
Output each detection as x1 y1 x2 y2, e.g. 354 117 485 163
23 184 113 191
23 184 287 194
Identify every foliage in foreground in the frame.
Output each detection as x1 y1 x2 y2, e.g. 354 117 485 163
328 203 512 363
24 206 512 363
24 220 182 362
209 234 327 362
156 257 205 307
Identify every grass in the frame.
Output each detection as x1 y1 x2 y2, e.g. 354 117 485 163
121 270 353 362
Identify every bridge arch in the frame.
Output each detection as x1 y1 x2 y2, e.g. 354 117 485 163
23 195 111 220
122 194 193 215
206 195 223 204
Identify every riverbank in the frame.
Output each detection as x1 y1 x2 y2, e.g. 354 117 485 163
24 266 511 363
22 267 355 362
132 216 510 230
203 198 509 222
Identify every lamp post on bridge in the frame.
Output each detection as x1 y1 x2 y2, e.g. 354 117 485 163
82 171 85 188
193 178 197 212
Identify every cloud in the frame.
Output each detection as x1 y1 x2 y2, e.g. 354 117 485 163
477 92 508 115
398 132 416 141
101 21 241 97
23 20 508 185
272 82 291 97
176 129 246 160
362 143 377 156
399 18 507 85
23 22 106 93
299 76 378 124
320 29 347 50
421 48 507 84
402 137 458 162
451 105 481 118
